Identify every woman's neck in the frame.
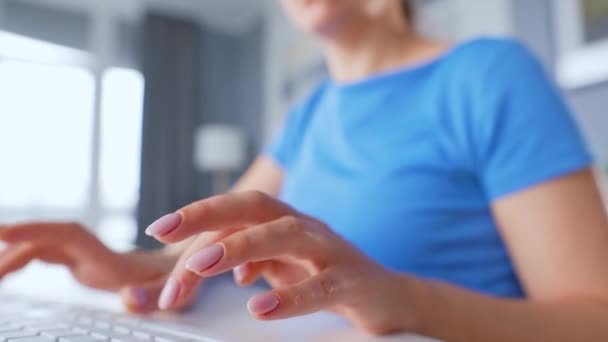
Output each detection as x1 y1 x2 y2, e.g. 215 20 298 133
324 22 448 84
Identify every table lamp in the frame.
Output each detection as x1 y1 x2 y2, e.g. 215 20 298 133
194 124 246 194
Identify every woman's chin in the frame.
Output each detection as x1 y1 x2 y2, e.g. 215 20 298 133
298 17 345 39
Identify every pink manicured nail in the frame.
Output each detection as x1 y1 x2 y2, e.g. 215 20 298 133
129 288 148 309
158 278 181 310
185 244 224 273
247 294 279 315
145 213 182 237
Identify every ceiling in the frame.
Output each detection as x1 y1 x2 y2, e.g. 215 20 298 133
16 0 271 34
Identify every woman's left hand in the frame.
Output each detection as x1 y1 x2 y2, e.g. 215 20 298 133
145 191 421 334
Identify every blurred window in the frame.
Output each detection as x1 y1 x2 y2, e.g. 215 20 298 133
100 68 144 211
0 61 94 211
0 33 144 249
98 68 144 250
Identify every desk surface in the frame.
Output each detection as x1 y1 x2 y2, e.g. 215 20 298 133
0 262 439 342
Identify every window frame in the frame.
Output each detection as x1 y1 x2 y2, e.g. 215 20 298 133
554 0 608 89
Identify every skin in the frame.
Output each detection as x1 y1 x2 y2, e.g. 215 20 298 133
2 0 608 339
0 158 280 313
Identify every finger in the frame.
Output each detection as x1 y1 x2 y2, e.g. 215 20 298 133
0 243 38 278
120 276 197 314
233 262 270 287
157 232 225 310
0 222 81 243
0 223 109 260
185 217 327 277
0 223 92 249
120 277 165 314
0 243 74 280
247 271 342 320
145 191 298 243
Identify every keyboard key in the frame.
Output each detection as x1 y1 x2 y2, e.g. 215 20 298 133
17 319 56 327
71 328 89 335
88 313 113 322
8 337 54 342
114 318 140 327
40 329 84 338
0 326 21 333
92 322 110 330
153 336 179 342
131 331 151 340
25 323 70 332
86 327 127 340
0 305 29 313
59 336 106 342
22 309 54 319
0 314 20 321
111 326 130 335
110 336 150 342
76 319 93 326
0 330 38 341
131 328 187 342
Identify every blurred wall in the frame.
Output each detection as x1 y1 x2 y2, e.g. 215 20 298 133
0 0 140 68
197 21 265 194
200 22 265 155
3 0 87 49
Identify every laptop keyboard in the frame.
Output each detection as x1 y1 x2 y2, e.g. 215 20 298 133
0 295 218 342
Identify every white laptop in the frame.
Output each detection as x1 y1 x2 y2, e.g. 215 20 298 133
0 263 437 342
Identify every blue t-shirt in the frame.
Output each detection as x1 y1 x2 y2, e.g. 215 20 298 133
266 38 592 298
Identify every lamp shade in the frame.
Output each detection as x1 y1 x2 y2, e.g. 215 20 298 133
194 124 246 172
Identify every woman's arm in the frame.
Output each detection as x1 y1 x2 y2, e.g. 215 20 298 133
144 164 608 340
145 169 608 337
408 168 608 341
231 156 284 195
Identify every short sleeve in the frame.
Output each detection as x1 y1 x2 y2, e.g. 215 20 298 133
475 41 593 200
264 84 325 170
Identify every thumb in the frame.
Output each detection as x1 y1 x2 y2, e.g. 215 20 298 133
120 276 200 314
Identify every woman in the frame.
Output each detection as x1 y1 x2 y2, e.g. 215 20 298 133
2 0 608 340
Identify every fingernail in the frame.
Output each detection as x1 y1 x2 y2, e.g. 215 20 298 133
145 213 182 237
185 244 224 273
234 264 249 283
158 278 181 310
247 294 279 315
129 288 148 309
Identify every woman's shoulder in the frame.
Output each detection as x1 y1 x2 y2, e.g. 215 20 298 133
448 37 543 78
452 37 533 63
441 37 550 98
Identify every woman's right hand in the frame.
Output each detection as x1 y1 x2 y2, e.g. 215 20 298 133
0 222 197 313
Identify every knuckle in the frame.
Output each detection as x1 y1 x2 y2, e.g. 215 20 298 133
244 190 268 204
319 277 338 297
190 200 212 218
309 256 329 271
232 233 254 254
283 276 340 311
281 216 304 235
293 294 304 306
